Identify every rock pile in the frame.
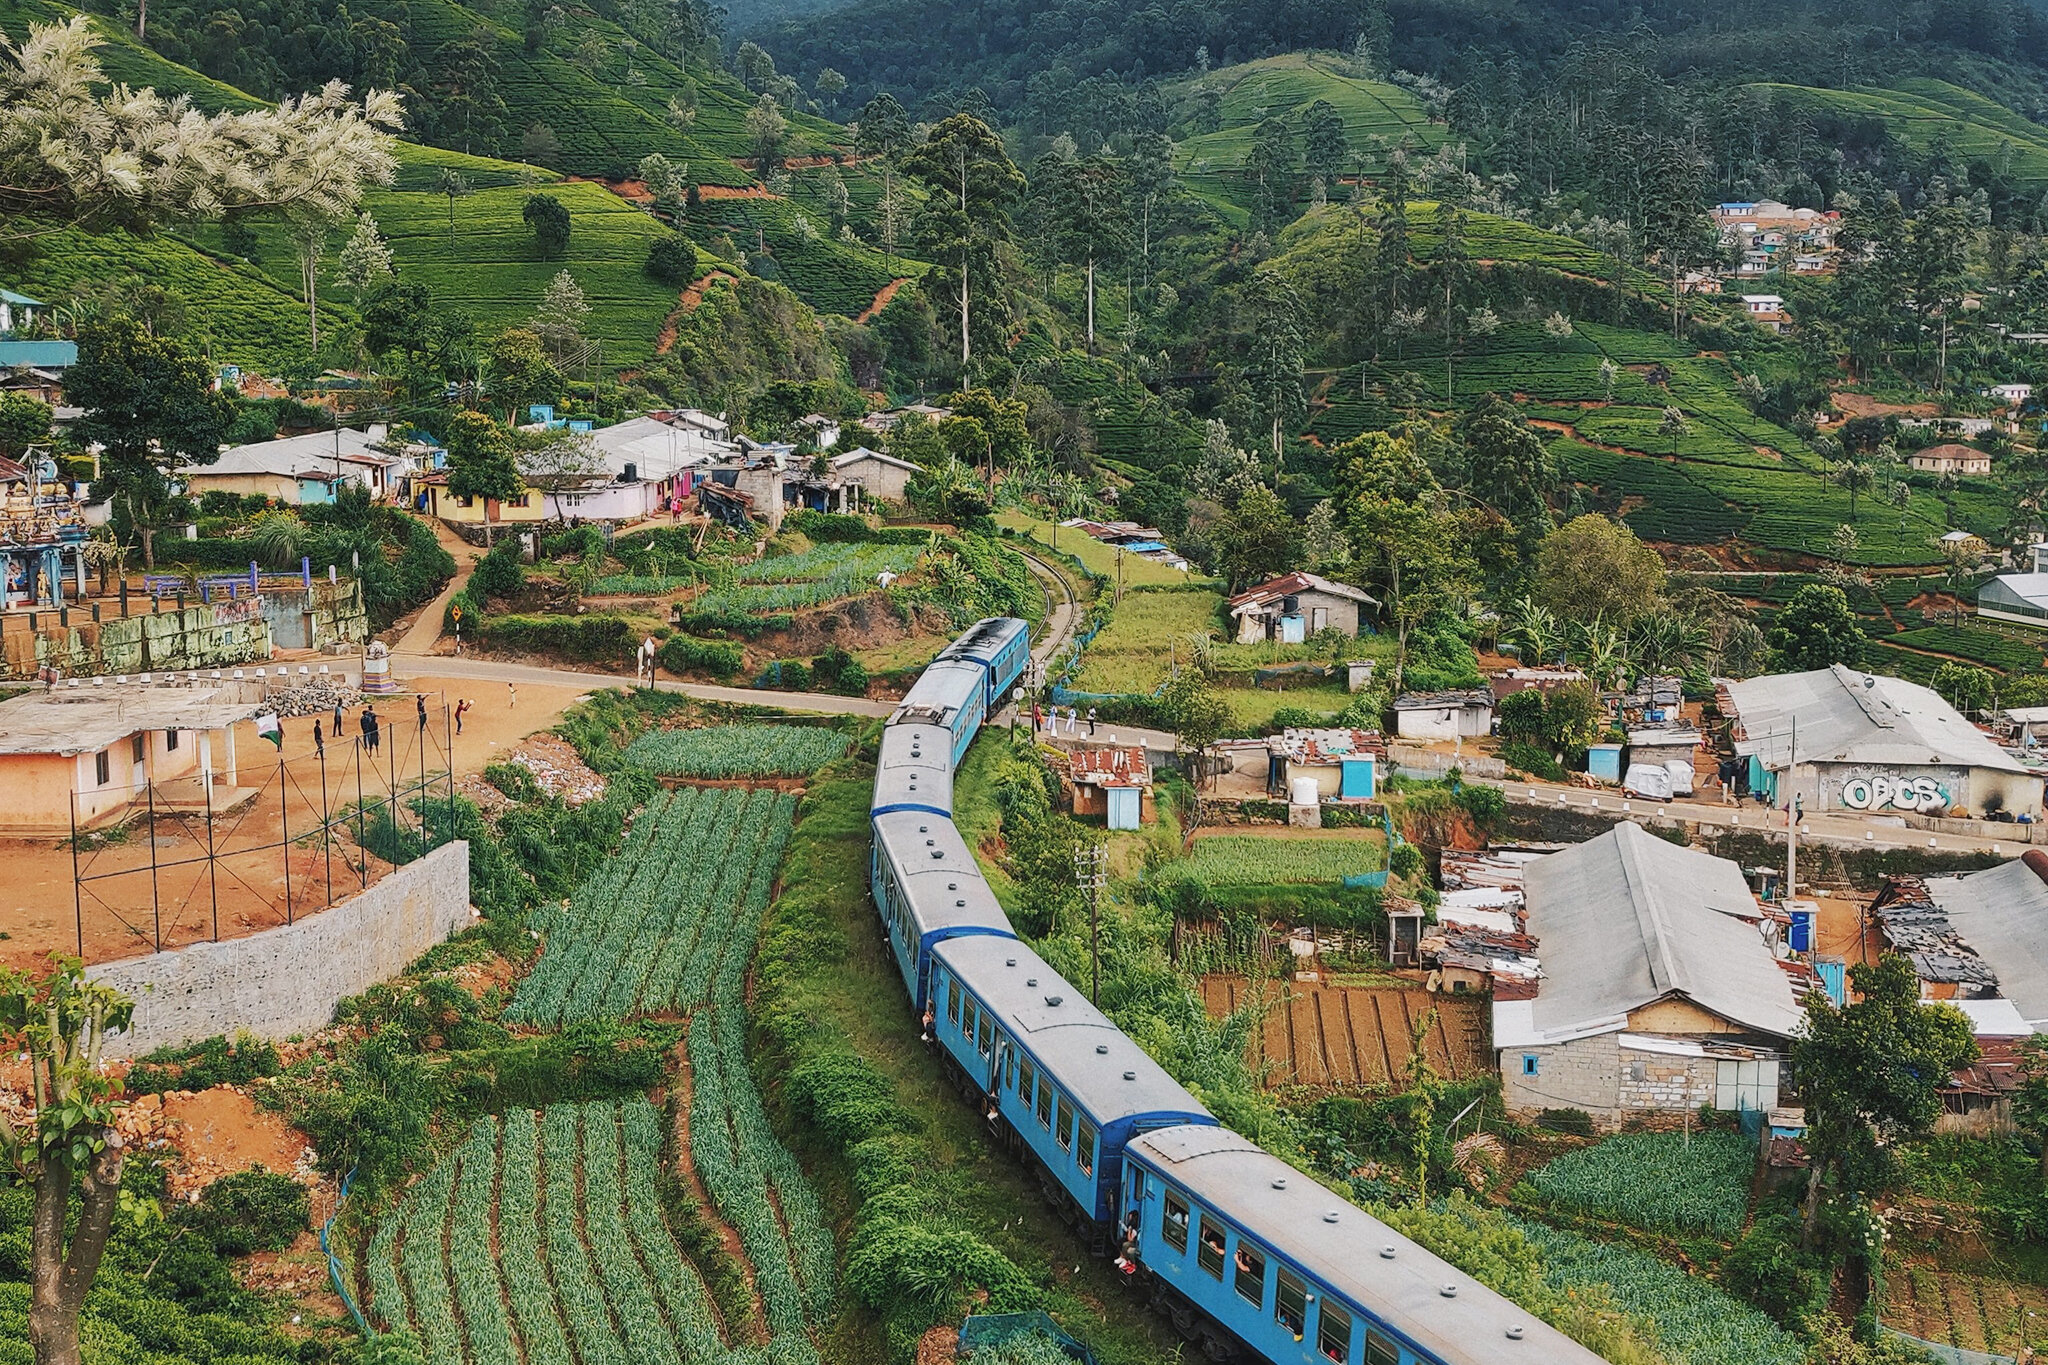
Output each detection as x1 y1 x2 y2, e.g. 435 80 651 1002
269 677 364 719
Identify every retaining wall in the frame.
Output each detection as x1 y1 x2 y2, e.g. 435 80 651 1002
0 598 273 680
89 841 471 1057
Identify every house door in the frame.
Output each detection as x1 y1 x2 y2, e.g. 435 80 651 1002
1312 606 1328 631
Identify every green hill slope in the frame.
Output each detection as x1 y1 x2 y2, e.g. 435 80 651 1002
1166 53 1447 227
0 0 260 110
1739 78 2048 194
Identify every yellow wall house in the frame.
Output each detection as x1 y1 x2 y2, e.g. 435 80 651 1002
0 685 269 836
418 472 545 529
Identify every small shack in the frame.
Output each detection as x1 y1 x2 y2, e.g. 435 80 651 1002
1227 572 1377 643
1068 744 1151 830
1270 727 1384 801
1626 725 1703 790
1393 690 1494 742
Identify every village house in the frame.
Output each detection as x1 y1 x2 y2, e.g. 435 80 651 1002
0 683 271 836
1677 272 1722 295
796 413 842 450
1066 743 1152 830
1226 571 1377 643
1393 690 1494 742
182 427 422 507
1724 664 2043 819
1263 726 1384 801
1979 542 2048 627
0 287 41 335
1740 294 1788 332
1487 667 1586 702
417 471 545 534
1901 414 2003 440
1910 443 1992 476
0 339 78 394
1495 822 1803 1128
859 401 952 434
829 446 921 504
1990 383 2034 408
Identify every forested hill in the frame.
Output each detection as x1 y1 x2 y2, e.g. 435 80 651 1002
753 0 2048 133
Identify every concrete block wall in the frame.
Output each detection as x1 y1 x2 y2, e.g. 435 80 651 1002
1617 1052 1716 1114
1501 1031 1626 1120
0 600 273 680
89 841 470 1057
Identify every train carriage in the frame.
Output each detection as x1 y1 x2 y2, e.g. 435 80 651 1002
890 659 989 767
1120 1126 1608 1365
929 936 1215 1231
871 810 1013 1011
873 723 955 818
937 617 1032 711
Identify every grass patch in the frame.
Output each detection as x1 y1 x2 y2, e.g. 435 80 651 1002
1180 833 1386 885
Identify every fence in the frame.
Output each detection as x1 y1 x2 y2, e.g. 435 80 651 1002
67 702 458 963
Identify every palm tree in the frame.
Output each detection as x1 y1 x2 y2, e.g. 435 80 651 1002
1504 594 1561 666
1657 405 1688 460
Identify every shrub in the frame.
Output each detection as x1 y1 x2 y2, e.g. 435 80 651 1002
484 761 544 802
1389 842 1425 879
476 613 636 662
472 538 526 600
645 232 699 285
1498 688 1547 741
763 659 810 690
1538 1107 1597 1136
180 1168 308 1255
656 635 744 677
126 1033 283 1095
1500 740 1567 781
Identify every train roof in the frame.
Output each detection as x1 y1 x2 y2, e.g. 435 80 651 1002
938 617 1029 663
1125 1127 1608 1365
873 812 1011 937
874 724 953 812
934 935 1211 1128
892 659 985 727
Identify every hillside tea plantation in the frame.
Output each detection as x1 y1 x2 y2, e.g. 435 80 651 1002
622 725 852 778
1523 1130 1754 1237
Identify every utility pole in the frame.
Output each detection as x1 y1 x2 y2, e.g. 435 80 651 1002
1783 711 1798 901
1073 842 1108 1004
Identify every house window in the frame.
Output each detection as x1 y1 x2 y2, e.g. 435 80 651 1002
1233 1240 1265 1305
1076 1121 1096 1178
94 750 110 786
165 729 178 751
1055 1096 1074 1151
1276 1269 1307 1340
1162 1192 1190 1252
1364 1328 1399 1365
1521 1054 1539 1077
131 733 145 764
1317 1301 1352 1363
1196 1219 1226 1279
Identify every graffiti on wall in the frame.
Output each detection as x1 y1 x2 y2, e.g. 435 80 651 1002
1841 775 1950 813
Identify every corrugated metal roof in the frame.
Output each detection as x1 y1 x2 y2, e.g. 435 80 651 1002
1522 822 1803 1038
1925 860 2048 1028
0 340 77 368
1727 664 2029 775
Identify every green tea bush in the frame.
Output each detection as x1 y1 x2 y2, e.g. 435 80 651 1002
656 634 745 677
180 1167 308 1256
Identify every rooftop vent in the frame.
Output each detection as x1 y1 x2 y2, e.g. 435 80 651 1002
1380 1245 1395 1259
1506 1327 1525 1341
1123 1070 1136 1080
1323 1211 1340 1224
1271 1177 1287 1190
1440 1285 1458 1298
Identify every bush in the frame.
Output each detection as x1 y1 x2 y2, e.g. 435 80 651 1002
657 635 744 677
1389 842 1425 878
645 232 699 285
1498 688 1547 742
476 613 636 662
179 1168 308 1255
1454 783 1506 831
484 761 544 802
126 1033 282 1095
762 659 810 690
1500 740 1567 781
472 538 526 600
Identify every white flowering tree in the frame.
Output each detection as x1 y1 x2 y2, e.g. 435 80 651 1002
1 18 402 243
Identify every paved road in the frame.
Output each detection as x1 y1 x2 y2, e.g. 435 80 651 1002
392 653 894 718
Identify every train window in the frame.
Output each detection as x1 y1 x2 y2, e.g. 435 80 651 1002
1317 1302 1351 1364
1127 1167 1146 1206
976 1013 992 1056
1035 1079 1052 1128
1233 1241 1265 1306
1162 1193 1190 1252
1019 1057 1036 1100
962 997 977 1039
947 980 960 1026
1055 1096 1074 1150
1195 1220 1225 1279
1275 1269 1307 1340
1364 1328 1399 1365
1076 1122 1096 1178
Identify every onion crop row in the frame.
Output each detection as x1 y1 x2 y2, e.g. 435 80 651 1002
622 724 852 778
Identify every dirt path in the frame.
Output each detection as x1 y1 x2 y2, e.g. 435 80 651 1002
657 273 740 354
856 277 911 324
394 520 478 656
698 183 779 200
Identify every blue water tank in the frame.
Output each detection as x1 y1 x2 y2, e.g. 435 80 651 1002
1788 908 1814 954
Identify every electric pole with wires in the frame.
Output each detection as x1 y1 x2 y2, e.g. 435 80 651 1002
1073 841 1108 1004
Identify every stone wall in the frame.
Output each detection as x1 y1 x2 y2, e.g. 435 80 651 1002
262 578 368 651
0 598 272 680
88 841 470 1057
1501 1032 1721 1129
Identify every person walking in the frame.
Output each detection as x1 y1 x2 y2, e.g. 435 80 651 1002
313 720 324 760
507 682 517 709
1087 706 1097 736
455 698 470 735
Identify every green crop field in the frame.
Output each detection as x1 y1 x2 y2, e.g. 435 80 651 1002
0 0 259 109
1524 1131 1753 1238
1168 53 1444 224
1182 833 1385 884
623 723 851 777
1740 79 2048 195
1070 589 1225 694
1515 1219 1805 1365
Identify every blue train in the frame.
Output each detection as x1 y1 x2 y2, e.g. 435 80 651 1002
870 620 1604 1365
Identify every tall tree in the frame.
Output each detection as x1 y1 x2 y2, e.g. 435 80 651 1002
1457 395 1556 534
745 93 788 174
1213 482 1301 589
1436 204 1471 397
1055 155 1132 348
522 193 570 259
1791 956 1976 1245
1242 275 1306 464
66 319 234 567
531 270 588 367
1 960 135 1365
1244 117 1298 233
433 167 473 248
1645 142 1711 339
1767 583 1866 671
1335 430 1475 686
442 410 526 544
1533 514 1664 626
901 114 1024 370
855 91 911 158
1302 99 1348 196
1126 132 1176 284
